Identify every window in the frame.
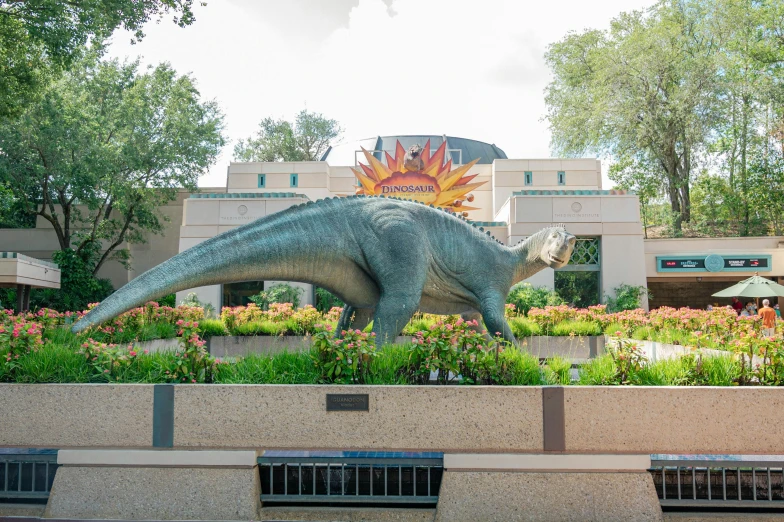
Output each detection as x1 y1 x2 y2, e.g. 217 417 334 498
290 173 298 188
557 171 565 185
258 174 266 188
524 171 532 186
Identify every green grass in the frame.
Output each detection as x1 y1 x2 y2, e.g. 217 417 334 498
699 355 741 386
497 348 545 385
230 321 289 336
198 318 228 338
10 342 92 383
365 344 412 384
633 357 693 386
508 317 541 338
213 350 320 384
578 354 618 385
550 320 602 337
543 356 572 384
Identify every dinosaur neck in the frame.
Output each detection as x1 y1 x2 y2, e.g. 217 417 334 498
510 234 548 285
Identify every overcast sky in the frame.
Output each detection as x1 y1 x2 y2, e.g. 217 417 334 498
106 0 656 188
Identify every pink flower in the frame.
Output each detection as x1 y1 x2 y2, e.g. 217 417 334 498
143 349 149 354
129 351 137 357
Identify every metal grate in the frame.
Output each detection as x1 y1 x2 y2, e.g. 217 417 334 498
650 455 784 507
0 449 58 501
568 237 600 266
258 451 443 505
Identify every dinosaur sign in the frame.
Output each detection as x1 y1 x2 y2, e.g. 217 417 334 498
350 140 485 214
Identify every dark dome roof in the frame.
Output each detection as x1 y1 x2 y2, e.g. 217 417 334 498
320 135 507 166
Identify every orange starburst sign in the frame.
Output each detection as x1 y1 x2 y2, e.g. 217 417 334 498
350 139 485 212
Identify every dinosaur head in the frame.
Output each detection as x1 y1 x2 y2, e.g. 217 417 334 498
538 225 576 269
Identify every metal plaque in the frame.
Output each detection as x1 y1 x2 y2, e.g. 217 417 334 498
326 394 369 412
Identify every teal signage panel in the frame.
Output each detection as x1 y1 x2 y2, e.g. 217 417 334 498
656 254 772 273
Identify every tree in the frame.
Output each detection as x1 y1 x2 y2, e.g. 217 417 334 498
545 2 719 233
0 0 197 119
234 110 342 162
609 156 664 238
706 0 784 236
0 56 226 275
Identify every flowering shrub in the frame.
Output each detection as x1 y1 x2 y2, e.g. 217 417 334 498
607 333 648 384
290 305 322 334
406 318 505 385
325 306 344 323
0 319 44 376
77 338 145 382
312 325 376 383
161 320 221 383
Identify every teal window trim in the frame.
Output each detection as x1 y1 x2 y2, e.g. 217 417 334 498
258 174 266 188
290 173 298 188
557 171 565 185
524 171 532 186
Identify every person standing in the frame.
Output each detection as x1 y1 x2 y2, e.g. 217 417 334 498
759 299 777 337
732 297 743 315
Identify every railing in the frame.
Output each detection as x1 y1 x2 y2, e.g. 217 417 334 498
258 450 443 505
649 454 784 507
0 449 58 501
355 149 463 167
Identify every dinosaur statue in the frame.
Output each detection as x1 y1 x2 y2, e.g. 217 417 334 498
72 196 576 344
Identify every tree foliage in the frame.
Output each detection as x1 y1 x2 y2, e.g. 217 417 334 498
0 56 226 275
506 283 564 315
0 0 196 119
234 110 342 162
545 0 784 237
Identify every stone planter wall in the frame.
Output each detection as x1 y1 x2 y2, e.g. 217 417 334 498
2 383 783 454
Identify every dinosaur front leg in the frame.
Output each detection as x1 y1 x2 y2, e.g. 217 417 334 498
479 297 517 346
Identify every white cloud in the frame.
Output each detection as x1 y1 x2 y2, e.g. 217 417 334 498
106 0 656 189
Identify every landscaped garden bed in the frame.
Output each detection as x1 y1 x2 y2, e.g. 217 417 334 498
1 300 781 386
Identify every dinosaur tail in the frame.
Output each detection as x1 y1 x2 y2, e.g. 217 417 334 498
70 221 288 333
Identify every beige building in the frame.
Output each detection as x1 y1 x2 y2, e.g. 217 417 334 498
1 134 781 312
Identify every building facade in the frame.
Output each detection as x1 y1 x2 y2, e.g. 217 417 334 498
1 134 781 312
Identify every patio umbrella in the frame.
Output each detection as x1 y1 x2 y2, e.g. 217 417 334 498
712 274 784 298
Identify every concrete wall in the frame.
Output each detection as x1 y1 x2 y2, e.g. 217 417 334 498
491 158 602 216
3 384 784 454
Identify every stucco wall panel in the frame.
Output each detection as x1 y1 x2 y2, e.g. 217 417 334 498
515 198 553 223
0 384 153 447
183 200 220 226
564 387 784 454
173 385 543 451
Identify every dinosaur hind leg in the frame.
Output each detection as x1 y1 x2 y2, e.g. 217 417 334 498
336 306 374 335
372 295 420 347
461 311 492 342
364 219 427 346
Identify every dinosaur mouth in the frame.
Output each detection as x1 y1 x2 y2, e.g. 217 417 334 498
549 254 565 264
